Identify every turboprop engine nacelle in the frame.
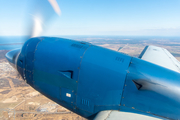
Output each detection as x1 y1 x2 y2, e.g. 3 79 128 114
6 37 180 119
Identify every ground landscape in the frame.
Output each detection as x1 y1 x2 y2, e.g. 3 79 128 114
0 36 180 119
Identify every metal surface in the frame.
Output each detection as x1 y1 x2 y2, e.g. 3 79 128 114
94 110 165 120
5 48 20 69
121 57 180 119
139 45 180 73
77 45 131 114
6 37 180 120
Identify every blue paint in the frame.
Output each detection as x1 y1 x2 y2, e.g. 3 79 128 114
76 96 94 113
121 57 180 119
33 37 90 81
34 80 61 100
6 37 180 119
24 38 42 86
77 45 131 107
61 87 74 103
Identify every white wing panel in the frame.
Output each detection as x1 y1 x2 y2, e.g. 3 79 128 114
94 110 165 120
139 46 180 73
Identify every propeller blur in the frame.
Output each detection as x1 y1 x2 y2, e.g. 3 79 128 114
26 0 61 39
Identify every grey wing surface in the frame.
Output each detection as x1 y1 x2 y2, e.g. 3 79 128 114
139 45 180 73
93 110 166 120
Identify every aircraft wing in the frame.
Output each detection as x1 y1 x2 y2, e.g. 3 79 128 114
139 45 180 73
93 110 165 120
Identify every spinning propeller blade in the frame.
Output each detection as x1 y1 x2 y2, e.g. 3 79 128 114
5 0 61 73
26 0 61 39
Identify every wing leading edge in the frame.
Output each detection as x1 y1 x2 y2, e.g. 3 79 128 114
139 45 180 73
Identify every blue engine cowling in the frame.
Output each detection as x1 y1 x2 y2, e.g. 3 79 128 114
6 37 180 119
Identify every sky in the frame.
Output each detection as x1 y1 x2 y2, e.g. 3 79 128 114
0 0 180 36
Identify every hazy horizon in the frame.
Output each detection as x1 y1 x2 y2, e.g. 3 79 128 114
0 0 180 36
